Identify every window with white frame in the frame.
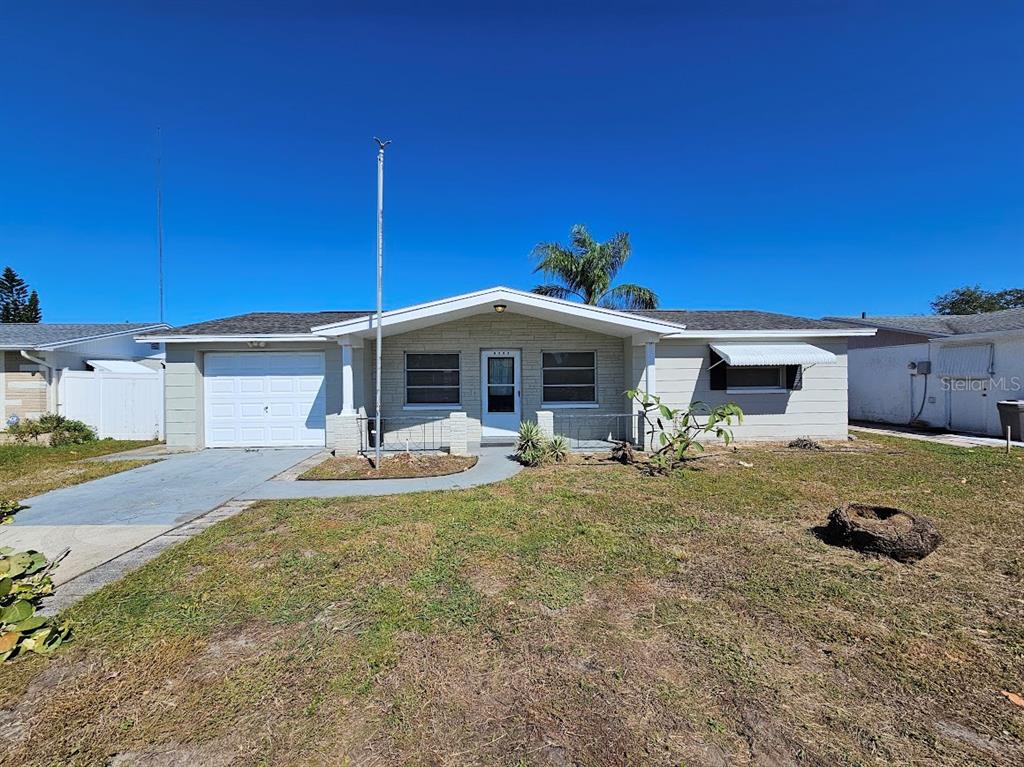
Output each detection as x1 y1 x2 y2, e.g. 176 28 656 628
405 353 461 405
542 351 597 404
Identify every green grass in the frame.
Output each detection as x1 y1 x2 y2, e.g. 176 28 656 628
1 434 1022 766
0 440 157 499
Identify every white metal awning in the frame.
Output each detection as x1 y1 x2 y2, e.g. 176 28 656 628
709 343 837 367
86 359 157 374
936 344 993 378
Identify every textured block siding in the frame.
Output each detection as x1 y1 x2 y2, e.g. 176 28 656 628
4 351 49 420
369 314 629 445
163 343 339 450
643 339 850 441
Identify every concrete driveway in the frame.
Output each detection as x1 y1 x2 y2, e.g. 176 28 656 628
0 448 317 584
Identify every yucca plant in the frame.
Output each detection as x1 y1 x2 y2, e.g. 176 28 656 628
515 421 549 467
546 434 570 463
0 499 23 525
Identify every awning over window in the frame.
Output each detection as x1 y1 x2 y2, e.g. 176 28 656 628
936 344 992 378
86 359 157 374
709 343 837 367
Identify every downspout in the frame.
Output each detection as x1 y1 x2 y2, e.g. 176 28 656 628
20 350 57 415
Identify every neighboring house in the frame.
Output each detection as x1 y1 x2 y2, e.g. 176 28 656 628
825 309 1024 437
140 287 873 453
0 323 167 437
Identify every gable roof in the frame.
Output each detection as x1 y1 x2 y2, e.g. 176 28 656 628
824 308 1024 337
0 322 168 350
143 287 873 342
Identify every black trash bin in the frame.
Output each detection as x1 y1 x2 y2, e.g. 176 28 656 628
997 400 1024 441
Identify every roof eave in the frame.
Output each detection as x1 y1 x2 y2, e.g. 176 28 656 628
311 286 686 338
664 328 876 339
136 333 329 343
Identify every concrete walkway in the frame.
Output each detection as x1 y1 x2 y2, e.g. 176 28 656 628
852 422 1023 450
240 446 523 499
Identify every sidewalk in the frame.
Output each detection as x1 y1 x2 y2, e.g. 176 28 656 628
851 422 1023 450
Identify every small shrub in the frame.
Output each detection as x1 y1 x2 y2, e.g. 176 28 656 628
515 421 549 467
49 419 96 447
7 414 96 446
788 437 824 451
546 434 569 463
0 546 72 662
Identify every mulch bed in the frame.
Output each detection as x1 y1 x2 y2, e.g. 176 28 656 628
298 453 478 480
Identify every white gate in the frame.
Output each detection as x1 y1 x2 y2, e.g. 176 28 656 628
58 369 164 440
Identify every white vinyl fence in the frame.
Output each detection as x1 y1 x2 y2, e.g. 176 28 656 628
58 369 164 440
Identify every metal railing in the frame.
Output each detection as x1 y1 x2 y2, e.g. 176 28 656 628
359 415 449 453
551 412 643 451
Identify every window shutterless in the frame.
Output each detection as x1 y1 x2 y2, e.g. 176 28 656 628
405 353 460 405
542 351 596 404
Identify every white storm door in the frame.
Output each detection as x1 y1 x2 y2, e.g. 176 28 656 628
204 352 326 447
480 350 521 438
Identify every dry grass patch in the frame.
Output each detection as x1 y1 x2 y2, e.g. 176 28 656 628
1 434 1023 765
298 452 477 480
0 440 156 498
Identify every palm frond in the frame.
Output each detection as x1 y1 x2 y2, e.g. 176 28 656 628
598 284 660 311
532 284 583 301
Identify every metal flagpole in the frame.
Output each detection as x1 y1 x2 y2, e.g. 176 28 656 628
374 138 391 468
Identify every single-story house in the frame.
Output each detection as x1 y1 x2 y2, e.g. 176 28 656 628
0 322 167 433
825 309 1024 436
141 287 873 453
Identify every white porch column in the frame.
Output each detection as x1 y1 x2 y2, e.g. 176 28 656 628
340 340 355 415
644 341 657 396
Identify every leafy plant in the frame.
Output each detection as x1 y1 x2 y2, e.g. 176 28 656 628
1 499 25 525
627 389 744 473
7 414 96 446
0 546 71 662
546 434 569 463
515 421 549 467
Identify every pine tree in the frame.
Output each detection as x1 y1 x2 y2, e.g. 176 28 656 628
0 267 35 323
25 291 42 323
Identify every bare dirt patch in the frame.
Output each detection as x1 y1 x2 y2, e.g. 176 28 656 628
298 452 477 480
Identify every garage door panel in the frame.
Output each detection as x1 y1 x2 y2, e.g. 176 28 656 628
204 352 327 448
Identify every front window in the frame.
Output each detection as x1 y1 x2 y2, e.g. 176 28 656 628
405 353 460 405
542 351 597 404
726 365 785 390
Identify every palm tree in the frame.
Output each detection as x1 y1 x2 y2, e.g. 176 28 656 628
531 225 659 310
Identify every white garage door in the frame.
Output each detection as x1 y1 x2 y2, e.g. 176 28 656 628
204 352 326 448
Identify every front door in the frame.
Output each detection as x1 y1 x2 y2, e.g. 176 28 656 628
481 350 521 439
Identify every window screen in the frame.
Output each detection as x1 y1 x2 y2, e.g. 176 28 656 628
406 353 460 404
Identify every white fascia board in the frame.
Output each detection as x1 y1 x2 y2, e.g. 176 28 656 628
311 285 686 337
663 328 876 339
33 324 171 350
136 333 328 343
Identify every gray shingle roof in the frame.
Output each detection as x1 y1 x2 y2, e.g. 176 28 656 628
155 308 848 336
635 309 853 331
159 311 369 336
824 308 1024 336
0 322 165 349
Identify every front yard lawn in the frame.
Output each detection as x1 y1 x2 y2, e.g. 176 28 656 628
1 434 1022 765
0 440 157 500
299 452 478 480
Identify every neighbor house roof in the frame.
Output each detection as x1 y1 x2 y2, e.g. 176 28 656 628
824 308 1024 337
0 322 168 350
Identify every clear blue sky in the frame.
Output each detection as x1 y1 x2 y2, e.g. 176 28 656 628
2 1 1021 325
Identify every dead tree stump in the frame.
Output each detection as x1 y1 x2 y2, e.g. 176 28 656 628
824 503 942 562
